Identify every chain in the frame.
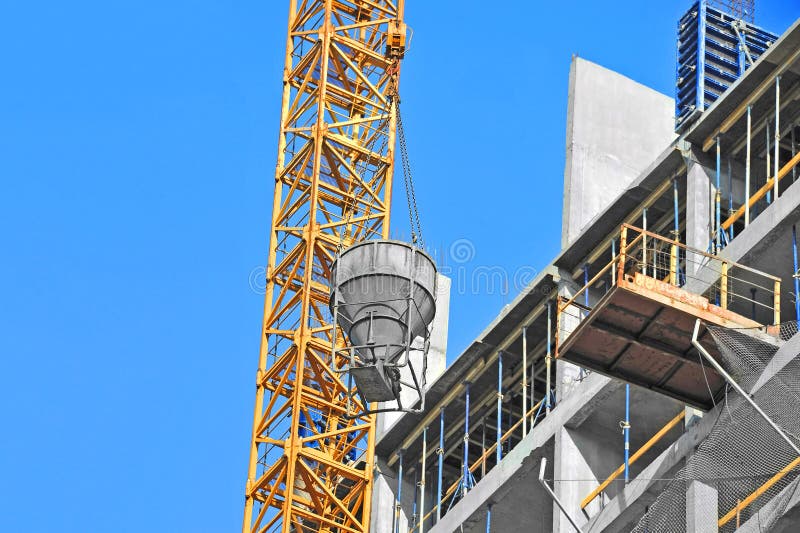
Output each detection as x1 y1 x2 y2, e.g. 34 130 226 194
395 97 424 247
333 65 423 253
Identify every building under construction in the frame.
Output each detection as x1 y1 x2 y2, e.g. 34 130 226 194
243 2 800 532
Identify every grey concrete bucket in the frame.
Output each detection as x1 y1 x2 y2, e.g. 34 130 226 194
330 240 437 402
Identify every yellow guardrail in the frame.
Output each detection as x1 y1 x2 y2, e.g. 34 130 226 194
718 456 800 527
581 410 686 509
722 151 800 231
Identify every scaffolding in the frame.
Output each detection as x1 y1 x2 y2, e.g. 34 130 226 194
676 1 777 131
631 321 800 532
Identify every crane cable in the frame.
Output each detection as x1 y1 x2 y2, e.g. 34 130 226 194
394 92 424 248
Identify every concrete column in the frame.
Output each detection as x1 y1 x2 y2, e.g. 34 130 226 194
552 270 612 533
686 479 719 533
685 147 715 274
553 427 593 533
556 276 583 402
685 406 704 428
370 458 416 533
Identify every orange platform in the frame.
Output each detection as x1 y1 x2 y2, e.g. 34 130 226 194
557 272 765 409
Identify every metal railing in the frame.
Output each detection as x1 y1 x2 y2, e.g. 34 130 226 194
556 225 782 518
721 151 800 233
407 398 549 532
718 456 800 527
556 224 781 347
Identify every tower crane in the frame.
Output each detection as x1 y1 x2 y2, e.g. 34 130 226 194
243 1 408 532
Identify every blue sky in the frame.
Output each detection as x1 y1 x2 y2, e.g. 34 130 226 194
1 1 794 531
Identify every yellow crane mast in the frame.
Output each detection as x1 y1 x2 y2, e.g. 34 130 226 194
243 1 406 532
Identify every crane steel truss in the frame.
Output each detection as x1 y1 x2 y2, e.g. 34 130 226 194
243 1 405 532
708 0 755 23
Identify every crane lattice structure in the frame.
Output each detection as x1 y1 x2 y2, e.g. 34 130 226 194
708 0 755 22
243 1 406 532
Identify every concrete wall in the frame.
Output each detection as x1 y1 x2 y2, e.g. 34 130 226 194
370 457 417 533
562 57 676 248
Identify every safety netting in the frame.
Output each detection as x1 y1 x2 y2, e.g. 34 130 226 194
631 321 800 532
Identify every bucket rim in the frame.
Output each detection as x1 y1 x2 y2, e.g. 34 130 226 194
332 239 437 271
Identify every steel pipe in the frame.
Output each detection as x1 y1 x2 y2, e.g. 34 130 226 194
691 319 800 458
436 408 444 522
746 106 751 226
538 458 584 532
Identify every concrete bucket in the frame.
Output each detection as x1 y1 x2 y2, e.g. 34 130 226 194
330 240 437 403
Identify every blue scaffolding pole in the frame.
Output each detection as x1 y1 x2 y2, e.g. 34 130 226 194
448 382 476 513
794 225 800 322
395 449 404 533
436 407 444 522
496 352 503 464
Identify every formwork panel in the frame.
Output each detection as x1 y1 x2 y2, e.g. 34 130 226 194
603 291 661 332
664 362 725 406
640 307 696 350
675 1 779 131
